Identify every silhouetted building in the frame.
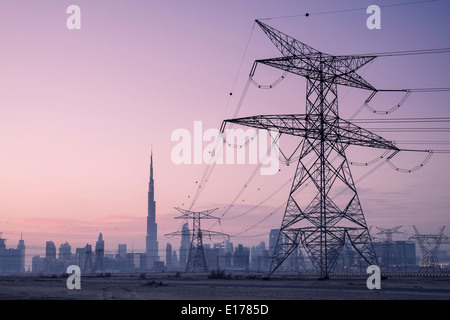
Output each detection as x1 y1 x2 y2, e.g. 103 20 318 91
118 244 127 258
83 244 93 273
269 229 280 256
234 244 250 270
32 240 64 274
46 241 56 260
373 240 416 270
0 235 25 274
172 250 178 269
17 234 26 273
58 241 72 262
179 223 190 270
251 241 270 271
146 150 159 268
94 233 105 272
166 243 173 269
75 246 86 269
214 241 233 268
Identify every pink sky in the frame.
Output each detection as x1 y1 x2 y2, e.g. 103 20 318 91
1 1 450 268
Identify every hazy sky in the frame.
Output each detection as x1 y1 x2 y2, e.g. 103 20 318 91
1 1 450 267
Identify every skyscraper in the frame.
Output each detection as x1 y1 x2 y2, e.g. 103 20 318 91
94 233 104 272
45 241 56 260
17 233 25 273
146 150 159 266
179 222 190 270
166 243 173 269
58 241 71 262
269 229 280 256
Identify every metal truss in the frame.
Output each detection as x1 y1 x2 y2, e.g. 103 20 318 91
410 226 448 271
221 20 402 279
375 226 405 270
165 207 229 273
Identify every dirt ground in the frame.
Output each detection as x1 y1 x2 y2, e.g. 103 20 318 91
0 273 449 300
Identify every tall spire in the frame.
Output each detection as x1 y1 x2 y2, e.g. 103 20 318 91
150 145 153 179
146 147 159 267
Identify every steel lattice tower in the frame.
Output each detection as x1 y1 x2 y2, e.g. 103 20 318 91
221 20 402 279
410 226 448 271
83 244 93 273
375 226 405 270
166 207 229 272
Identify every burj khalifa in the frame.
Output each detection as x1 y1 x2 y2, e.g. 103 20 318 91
146 150 159 265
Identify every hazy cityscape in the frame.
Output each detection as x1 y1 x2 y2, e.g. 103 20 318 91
1 1 450 304
0 151 448 276
1 228 448 275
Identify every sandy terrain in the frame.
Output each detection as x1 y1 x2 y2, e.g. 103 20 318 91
0 273 449 300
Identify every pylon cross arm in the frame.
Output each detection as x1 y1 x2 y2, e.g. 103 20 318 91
255 55 376 90
221 114 399 151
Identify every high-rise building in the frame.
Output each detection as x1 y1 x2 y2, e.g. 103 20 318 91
172 250 178 269
94 233 105 272
269 229 280 256
146 150 159 266
251 241 270 271
179 223 190 270
118 244 127 258
0 235 25 274
166 243 173 269
45 241 56 260
373 240 416 269
17 233 26 273
58 241 72 262
234 244 250 270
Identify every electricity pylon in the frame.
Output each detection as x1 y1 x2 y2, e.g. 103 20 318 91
410 226 448 271
83 244 94 273
221 20 406 279
375 226 405 270
165 207 229 272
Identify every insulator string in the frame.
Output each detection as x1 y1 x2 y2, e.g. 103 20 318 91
350 150 391 166
386 151 433 173
364 90 412 115
249 71 288 89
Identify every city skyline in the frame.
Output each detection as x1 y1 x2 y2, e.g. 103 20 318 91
1 1 450 271
1 220 447 273
2 226 437 273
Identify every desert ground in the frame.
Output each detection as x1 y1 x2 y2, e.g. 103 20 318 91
0 272 449 300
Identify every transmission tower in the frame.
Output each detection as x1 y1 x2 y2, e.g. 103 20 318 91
375 226 405 270
83 244 94 273
220 20 421 279
409 226 448 271
165 207 229 272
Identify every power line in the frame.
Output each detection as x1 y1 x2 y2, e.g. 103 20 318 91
352 117 450 123
259 0 442 21
355 48 450 58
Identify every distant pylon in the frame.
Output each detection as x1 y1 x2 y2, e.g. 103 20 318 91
409 226 448 271
83 244 93 273
165 207 229 272
375 226 405 270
